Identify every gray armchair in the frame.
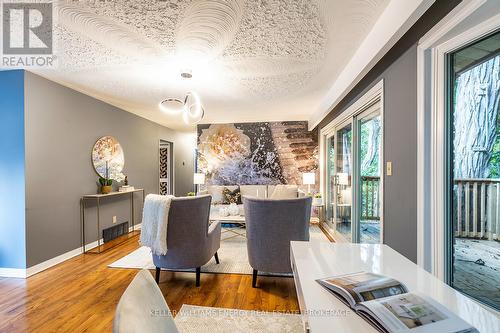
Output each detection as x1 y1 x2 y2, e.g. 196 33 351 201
152 195 221 287
244 196 312 287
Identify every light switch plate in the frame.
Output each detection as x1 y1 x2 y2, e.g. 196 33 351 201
386 161 392 176
112 216 117 224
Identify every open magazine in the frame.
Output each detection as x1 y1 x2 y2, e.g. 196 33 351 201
317 272 478 333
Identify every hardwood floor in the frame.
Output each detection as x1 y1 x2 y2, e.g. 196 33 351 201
0 235 300 332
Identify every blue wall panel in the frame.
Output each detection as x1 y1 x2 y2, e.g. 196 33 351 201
0 70 26 269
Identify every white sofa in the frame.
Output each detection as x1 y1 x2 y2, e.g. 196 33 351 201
200 185 305 216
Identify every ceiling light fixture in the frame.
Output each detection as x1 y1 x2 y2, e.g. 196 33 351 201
159 91 205 125
159 98 185 114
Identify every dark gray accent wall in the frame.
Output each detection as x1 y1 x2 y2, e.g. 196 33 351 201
317 1 462 262
24 71 194 267
382 46 418 261
323 47 418 261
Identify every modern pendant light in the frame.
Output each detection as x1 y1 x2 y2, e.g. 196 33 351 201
159 70 205 124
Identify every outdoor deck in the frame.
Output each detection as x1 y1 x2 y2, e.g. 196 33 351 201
332 177 500 309
336 223 500 309
453 238 500 309
336 221 381 243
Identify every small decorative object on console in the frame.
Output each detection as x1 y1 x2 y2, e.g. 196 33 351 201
119 185 135 192
313 193 323 206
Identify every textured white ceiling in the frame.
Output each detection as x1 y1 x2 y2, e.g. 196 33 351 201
32 0 391 131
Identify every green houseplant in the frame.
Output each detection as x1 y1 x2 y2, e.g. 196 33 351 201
99 176 113 194
99 161 114 194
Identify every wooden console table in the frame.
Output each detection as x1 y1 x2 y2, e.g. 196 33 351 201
80 189 145 254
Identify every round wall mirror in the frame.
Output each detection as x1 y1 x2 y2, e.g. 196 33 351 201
92 136 125 180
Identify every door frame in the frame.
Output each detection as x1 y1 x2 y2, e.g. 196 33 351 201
324 131 336 231
355 102 384 244
334 117 355 243
320 79 384 243
159 140 174 195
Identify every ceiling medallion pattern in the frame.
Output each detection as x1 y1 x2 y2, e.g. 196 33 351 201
58 2 164 59
176 0 244 60
32 0 391 129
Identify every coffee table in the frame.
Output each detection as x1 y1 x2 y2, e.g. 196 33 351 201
209 214 246 240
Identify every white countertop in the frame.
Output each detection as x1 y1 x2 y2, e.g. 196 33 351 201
290 241 499 333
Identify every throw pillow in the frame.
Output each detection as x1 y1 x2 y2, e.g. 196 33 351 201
222 187 242 204
207 185 224 204
270 185 298 199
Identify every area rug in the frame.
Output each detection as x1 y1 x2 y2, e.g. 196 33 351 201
108 225 328 275
174 304 303 333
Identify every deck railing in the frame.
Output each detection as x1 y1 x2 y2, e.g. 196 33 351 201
454 179 500 240
361 176 380 221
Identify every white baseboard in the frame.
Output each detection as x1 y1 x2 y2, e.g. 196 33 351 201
0 267 27 278
26 246 84 277
0 223 142 279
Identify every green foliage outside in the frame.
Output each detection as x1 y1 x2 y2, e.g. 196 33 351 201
360 118 381 177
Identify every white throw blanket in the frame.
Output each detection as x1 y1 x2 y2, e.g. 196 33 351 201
140 194 174 255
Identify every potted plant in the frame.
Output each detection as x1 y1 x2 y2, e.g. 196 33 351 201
99 176 113 194
312 193 323 206
98 161 119 194
187 192 196 197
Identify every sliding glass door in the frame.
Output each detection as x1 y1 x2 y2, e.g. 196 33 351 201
335 121 353 242
447 30 500 310
322 98 383 244
325 134 336 228
357 107 382 244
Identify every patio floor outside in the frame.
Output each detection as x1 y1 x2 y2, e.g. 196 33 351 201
335 222 500 310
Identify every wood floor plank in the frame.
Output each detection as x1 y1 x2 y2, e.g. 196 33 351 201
0 235 300 332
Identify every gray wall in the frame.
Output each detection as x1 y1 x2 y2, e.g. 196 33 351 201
24 71 195 267
321 46 418 261
382 46 417 261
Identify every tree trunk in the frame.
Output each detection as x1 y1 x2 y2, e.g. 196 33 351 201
453 55 500 179
361 118 381 174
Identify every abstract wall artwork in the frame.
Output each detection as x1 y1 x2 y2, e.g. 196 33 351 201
92 136 125 180
197 121 318 189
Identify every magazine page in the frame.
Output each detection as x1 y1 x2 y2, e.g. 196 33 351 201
317 272 408 306
359 292 478 333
